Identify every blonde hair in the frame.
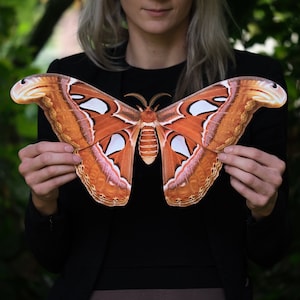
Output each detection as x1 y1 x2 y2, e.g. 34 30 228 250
78 0 235 100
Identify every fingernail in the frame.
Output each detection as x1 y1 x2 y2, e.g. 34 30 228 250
65 145 74 152
73 155 82 163
218 153 226 161
224 146 233 153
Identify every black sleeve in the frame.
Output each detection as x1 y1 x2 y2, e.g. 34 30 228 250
25 196 71 273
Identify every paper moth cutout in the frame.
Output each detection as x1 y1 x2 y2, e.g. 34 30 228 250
10 74 287 207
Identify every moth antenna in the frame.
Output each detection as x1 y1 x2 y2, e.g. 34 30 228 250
149 93 172 107
124 93 148 108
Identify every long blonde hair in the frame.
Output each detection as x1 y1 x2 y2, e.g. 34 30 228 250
78 0 235 100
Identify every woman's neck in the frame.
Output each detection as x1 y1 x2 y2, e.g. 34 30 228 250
125 32 187 69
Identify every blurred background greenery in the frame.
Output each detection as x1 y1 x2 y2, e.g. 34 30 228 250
0 0 299 299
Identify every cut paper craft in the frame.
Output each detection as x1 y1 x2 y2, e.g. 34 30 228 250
10 74 287 207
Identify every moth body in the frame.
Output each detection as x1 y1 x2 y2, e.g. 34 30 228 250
139 125 159 165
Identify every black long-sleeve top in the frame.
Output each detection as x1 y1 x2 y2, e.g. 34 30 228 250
25 49 289 300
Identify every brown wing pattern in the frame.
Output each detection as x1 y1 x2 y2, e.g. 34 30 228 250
10 74 141 206
156 77 287 206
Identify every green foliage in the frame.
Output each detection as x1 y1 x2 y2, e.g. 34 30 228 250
0 1 53 299
0 0 299 299
230 1 300 298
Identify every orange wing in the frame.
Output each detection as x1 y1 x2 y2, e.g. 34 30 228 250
156 77 287 206
10 74 141 206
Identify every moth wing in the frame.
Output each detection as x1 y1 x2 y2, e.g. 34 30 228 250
156 77 287 206
11 74 141 206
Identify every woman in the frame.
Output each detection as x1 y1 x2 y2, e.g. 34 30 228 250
19 0 289 299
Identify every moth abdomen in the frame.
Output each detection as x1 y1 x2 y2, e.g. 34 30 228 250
139 125 159 165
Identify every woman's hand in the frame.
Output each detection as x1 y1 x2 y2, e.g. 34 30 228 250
218 145 286 220
18 141 82 215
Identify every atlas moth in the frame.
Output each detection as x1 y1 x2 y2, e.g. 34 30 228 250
10 74 287 207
